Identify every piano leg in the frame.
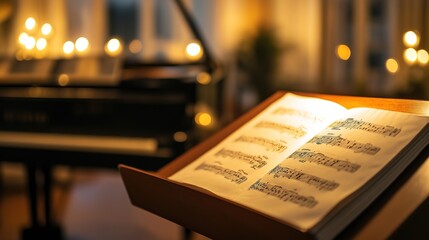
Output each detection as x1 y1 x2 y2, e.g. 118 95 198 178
21 163 63 240
42 164 52 226
25 163 39 228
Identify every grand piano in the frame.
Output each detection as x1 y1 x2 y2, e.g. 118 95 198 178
0 0 222 238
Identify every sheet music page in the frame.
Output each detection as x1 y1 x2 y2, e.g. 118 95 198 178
237 107 429 231
170 93 347 198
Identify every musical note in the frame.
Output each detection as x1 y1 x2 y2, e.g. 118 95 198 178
272 107 326 123
254 121 307 138
249 179 318 208
268 166 339 191
195 162 248 184
330 118 401 137
235 136 287 152
309 135 380 155
215 149 268 169
289 150 360 173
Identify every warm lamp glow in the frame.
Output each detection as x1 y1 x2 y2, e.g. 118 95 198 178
36 38 47 50
25 17 36 31
107 39 121 51
403 31 419 47
63 41 74 55
336 44 351 61
417 49 429 65
41 23 52 36
58 74 70 86
18 32 29 45
75 37 89 53
105 38 122 56
385 58 399 74
196 72 211 85
186 42 203 60
24 36 36 50
173 131 188 142
129 39 142 54
195 112 212 126
404 48 417 64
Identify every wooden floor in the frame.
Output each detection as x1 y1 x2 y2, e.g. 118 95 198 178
0 163 209 240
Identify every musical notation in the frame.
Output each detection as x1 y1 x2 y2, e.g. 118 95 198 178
290 150 360 173
309 135 380 155
330 118 401 137
235 136 287 152
195 163 248 184
269 166 339 191
249 179 318 208
255 121 306 138
215 149 267 169
272 107 326 123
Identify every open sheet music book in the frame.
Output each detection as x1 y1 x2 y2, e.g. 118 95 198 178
169 93 429 240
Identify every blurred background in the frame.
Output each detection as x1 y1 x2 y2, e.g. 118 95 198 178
0 0 428 239
1 0 428 119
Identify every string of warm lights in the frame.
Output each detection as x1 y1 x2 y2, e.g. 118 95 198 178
402 31 428 66
16 17 53 60
382 30 427 76
16 16 205 62
334 30 428 75
387 30 429 74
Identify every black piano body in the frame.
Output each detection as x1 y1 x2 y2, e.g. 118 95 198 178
0 58 209 170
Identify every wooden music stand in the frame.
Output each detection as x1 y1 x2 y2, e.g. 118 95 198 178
120 92 429 239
